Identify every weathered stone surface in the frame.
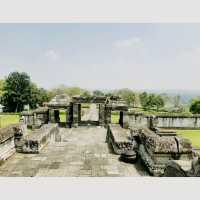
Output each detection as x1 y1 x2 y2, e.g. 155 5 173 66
47 94 71 108
190 157 200 176
21 107 49 129
119 150 137 163
0 127 149 177
0 123 26 162
138 127 193 176
163 160 189 177
122 112 200 129
16 124 59 153
163 156 200 177
107 124 138 155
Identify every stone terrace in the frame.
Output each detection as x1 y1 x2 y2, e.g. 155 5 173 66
0 127 148 177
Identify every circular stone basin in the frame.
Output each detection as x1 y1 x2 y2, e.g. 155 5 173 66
119 150 137 163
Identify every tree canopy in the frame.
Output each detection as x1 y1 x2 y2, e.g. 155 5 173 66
2 72 50 112
139 92 165 111
115 88 136 106
0 79 4 98
190 99 200 114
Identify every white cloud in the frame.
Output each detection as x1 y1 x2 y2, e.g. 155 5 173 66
113 36 142 48
45 49 60 61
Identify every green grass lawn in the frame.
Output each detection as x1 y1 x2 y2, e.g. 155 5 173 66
111 112 120 124
0 113 20 128
176 130 200 148
59 110 67 123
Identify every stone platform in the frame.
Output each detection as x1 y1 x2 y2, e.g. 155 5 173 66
0 127 149 177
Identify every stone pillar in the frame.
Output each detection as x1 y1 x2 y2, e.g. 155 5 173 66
78 104 81 123
119 111 123 127
104 106 111 127
49 109 56 123
99 104 105 126
67 103 73 128
72 103 79 127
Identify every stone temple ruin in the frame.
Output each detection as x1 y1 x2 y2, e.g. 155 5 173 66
0 94 200 176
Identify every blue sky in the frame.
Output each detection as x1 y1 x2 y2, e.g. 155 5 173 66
0 23 200 90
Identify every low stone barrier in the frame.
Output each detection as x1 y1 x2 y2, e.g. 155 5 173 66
107 124 138 155
123 112 200 129
16 124 59 153
138 127 193 176
0 123 26 162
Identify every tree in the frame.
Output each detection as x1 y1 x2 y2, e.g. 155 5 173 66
0 79 4 103
81 90 91 98
93 90 104 96
154 95 165 111
29 83 50 108
139 92 164 111
116 88 136 106
173 95 181 108
139 92 148 109
2 72 32 112
190 99 200 114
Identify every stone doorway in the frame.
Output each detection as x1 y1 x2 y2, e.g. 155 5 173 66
79 103 100 126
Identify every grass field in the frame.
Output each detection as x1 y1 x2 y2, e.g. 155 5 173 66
111 112 120 124
0 114 20 128
176 130 200 148
59 110 67 122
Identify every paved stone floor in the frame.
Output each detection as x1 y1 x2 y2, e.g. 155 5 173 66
0 127 149 177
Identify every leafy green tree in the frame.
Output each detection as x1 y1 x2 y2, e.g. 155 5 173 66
0 80 5 103
29 83 50 108
154 95 165 111
49 85 86 97
81 90 91 98
2 72 32 112
190 99 200 114
139 92 149 109
93 90 104 96
140 92 164 111
116 88 136 106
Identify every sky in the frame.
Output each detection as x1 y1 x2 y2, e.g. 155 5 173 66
0 23 200 91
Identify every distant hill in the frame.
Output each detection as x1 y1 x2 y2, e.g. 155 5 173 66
142 89 200 104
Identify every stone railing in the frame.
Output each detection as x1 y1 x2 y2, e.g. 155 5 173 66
15 124 59 153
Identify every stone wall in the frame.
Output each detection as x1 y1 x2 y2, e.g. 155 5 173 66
122 112 149 129
0 123 26 162
122 112 200 129
156 116 200 129
21 107 49 129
